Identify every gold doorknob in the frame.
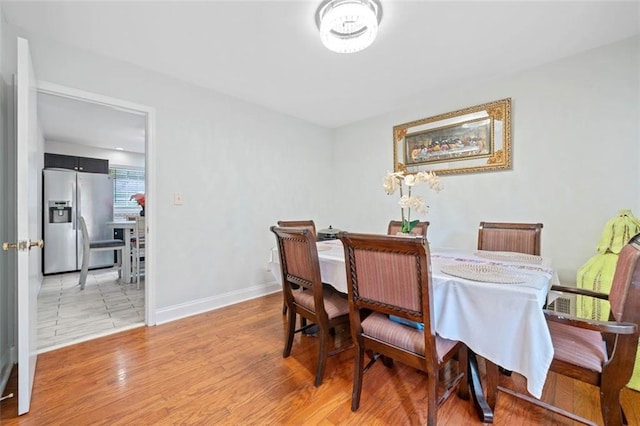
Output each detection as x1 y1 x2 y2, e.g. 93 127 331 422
2 242 17 251
29 240 44 249
2 240 43 251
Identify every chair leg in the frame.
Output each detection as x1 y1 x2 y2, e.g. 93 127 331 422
426 371 438 426
117 250 123 281
485 359 499 410
135 250 141 290
283 309 296 358
599 384 624 426
457 346 470 401
381 355 394 368
314 328 329 387
351 345 365 412
79 248 90 290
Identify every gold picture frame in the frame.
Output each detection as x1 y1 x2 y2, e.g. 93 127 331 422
393 98 512 175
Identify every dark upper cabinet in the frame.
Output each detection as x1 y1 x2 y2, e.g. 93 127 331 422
44 153 109 174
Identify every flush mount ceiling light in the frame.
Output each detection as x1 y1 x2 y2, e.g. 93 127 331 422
315 0 383 54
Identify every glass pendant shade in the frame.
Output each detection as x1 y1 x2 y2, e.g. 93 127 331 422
316 0 382 54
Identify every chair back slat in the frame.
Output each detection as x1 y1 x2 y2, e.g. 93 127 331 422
271 226 325 317
277 220 317 236
353 249 422 313
340 232 434 335
609 235 640 323
478 222 543 255
282 237 316 288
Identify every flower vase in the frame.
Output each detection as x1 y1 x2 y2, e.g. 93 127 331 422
140 206 145 217
395 231 416 237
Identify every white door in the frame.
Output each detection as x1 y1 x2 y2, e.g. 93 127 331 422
15 37 41 415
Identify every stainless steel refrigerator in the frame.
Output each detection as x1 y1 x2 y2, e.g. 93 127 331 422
43 168 115 274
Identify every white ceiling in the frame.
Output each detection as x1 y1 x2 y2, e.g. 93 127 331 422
38 92 147 154
3 1 639 152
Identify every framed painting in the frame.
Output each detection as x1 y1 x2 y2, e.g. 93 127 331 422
394 98 511 175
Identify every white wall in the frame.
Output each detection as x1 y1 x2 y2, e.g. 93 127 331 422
0 1 13 396
45 140 145 169
14 28 335 322
331 36 640 284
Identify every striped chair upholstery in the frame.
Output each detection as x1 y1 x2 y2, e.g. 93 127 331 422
338 232 469 426
547 320 607 372
490 233 640 425
477 222 543 255
294 287 349 320
277 220 318 315
270 225 350 387
387 220 429 236
361 312 459 362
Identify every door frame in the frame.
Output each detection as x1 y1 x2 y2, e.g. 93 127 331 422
37 81 156 325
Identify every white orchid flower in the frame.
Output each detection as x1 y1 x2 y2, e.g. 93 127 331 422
420 171 443 192
404 174 417 186
400 195 427 214
384 170 440 231
414 171 428 184
383 171 400 194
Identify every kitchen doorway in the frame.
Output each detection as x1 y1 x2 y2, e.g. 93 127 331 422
36 81 155 351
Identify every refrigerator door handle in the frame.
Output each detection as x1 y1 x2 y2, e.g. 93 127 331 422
72 179 78 230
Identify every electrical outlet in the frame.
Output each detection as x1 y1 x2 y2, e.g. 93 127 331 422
174 192 184 205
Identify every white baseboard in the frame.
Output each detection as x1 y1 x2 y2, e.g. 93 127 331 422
154 281 281 325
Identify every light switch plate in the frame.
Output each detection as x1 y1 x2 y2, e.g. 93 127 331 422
174 192 184 205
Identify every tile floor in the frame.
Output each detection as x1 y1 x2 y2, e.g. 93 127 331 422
38 270 145 353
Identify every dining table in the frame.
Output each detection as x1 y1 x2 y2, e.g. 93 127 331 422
106 220 136 284
269 238 559 422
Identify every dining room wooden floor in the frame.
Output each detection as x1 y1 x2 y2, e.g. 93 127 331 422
2 292 639 425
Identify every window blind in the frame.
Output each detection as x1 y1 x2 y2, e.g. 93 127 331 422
110 166 145 221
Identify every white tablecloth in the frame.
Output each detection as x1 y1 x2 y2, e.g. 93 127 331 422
268 241 558 398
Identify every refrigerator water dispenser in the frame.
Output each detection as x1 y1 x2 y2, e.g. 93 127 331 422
48 200 71 223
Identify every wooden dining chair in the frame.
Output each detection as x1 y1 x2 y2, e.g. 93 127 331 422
276 220 317 315
477 222 543 255
270 225 351 387
78 216 125 290
387 220 430 236
488 232 640 425
338 232 469 425
277 220 317 236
